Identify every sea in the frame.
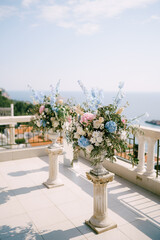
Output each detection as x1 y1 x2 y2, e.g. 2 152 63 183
8 90 160 130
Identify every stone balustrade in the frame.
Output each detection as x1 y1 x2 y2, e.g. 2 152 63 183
0 116 160 178
136 126 160 177
0 116 33 148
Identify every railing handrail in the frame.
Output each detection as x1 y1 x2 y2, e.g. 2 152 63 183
0 115 33 125
138 125 160 139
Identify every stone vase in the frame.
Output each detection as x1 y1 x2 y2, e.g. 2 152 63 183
48 129 59 148
90 157 108 176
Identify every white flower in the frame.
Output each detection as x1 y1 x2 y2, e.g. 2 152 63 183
97 136 103 143
74 132 80 139
36 121 41 127
92 131 100 138
116 107 124 115
106 139 112 146
120 130 127 140
95 142 100 146
77 126 85 135
52 121 59 128
93 120 101 129
45 108 49 112
90 137 96 144
86 145 94 153
99 117 104 123
100 124 104 130
57 98 63 105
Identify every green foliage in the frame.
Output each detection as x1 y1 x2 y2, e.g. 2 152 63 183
15 138 26 144
128 144 139 166
0 91 13 107
0 90 34 116
14 101 34 116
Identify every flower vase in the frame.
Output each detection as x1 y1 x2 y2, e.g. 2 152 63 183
90 159 109 176
48 130 59 148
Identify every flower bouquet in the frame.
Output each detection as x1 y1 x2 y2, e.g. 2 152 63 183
67 81 136 174
29 81 69 146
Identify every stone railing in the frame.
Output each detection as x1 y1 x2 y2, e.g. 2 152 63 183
0 103 14 116
0 115 32 148
0 116 160 178
136 126 160 177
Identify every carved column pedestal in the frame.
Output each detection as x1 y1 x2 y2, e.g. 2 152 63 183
44 146 64 188
85 172 117 234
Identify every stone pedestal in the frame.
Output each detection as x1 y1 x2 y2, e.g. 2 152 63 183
85 172 117 234
44 146 64 188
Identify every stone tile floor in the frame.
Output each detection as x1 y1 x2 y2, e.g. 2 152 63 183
0 154 160 240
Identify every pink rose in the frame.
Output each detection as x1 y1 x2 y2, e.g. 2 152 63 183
122 118 126 124
80 113 95 125
67 116 72 123
39 105 45 114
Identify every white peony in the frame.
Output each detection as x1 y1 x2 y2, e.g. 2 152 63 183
52 121 59 127
86 145 94 153
77 126 85 135
97 136 103 143
36 121 41 127
95 142 100 146
74 132 80 139
120 130 127 140
93 120 101 129
90 137 96 144
92 131 100 138
99 117 104 123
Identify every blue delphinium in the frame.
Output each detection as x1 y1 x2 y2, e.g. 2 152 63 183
52 107 58 112
55 79 61 94
78 136 91 148
114 81 125 107
78 80 103 112
118 81 124 89
50 80 61 106
40 120 46 127
28 84 44 104
38 91 45 104
105 121 117 133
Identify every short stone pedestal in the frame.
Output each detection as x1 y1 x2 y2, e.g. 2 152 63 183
85 172 117 234
44 146 64 189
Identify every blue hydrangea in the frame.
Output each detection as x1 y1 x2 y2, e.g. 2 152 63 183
105 121 117 133
78 136 91 148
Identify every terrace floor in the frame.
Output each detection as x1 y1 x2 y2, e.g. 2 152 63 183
0 153 160 240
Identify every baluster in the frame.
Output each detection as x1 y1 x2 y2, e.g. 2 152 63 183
136 136 146 173
145 137 156 177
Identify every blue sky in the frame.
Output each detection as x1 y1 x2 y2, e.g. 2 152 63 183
0 0 160 92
